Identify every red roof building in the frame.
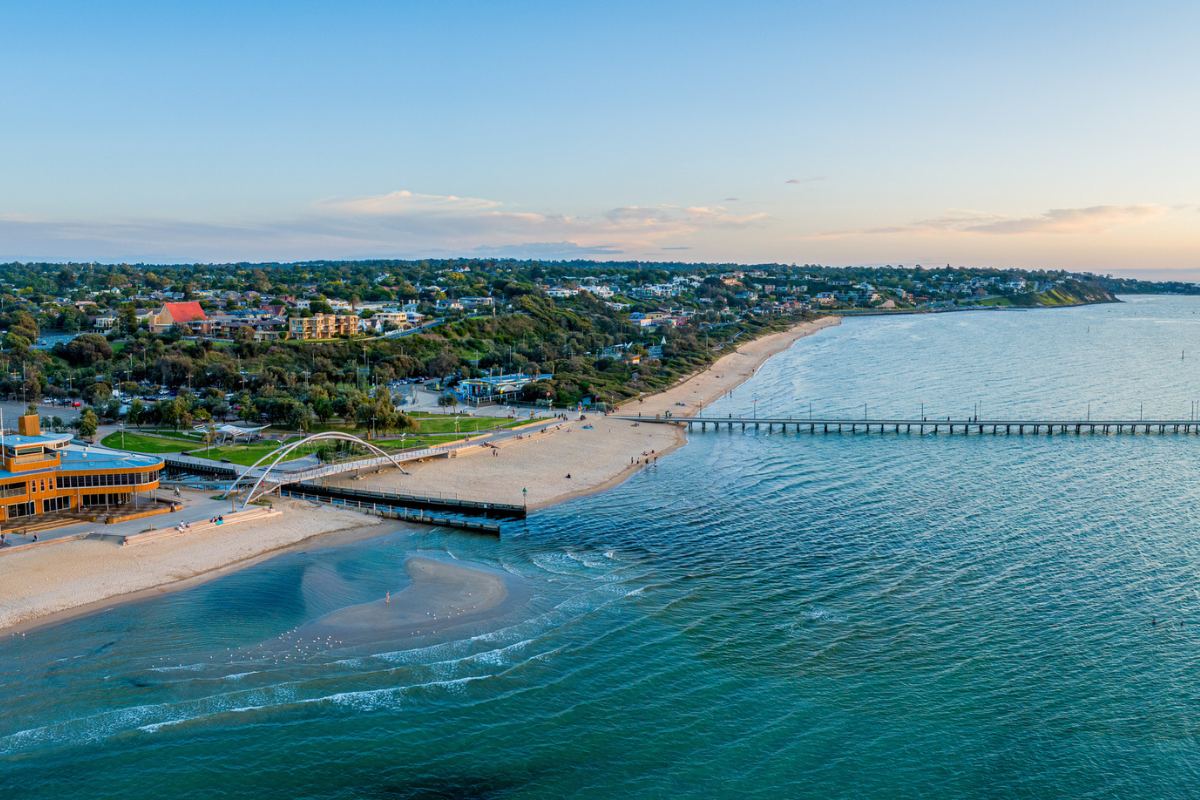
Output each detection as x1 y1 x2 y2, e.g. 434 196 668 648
149 302 210 334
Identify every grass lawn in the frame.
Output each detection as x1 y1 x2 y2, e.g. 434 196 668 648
103 431 305 466
101 431 194 453
307 415 522 437
202 441 306 466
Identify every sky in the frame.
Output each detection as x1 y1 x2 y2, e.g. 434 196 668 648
2 0 1199 276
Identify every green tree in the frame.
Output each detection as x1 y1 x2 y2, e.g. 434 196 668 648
119 303 138 337
158 397 181 429
128 398 144 427
312 396 335 424
83 381 112 406
4 332 30 356
78 408 99 440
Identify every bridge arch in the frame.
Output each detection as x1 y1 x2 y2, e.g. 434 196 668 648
222 431 409 508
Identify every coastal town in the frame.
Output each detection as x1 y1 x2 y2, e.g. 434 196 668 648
0 256 1134 631
0 260 1131 429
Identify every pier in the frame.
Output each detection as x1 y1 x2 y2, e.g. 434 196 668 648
618 415 1200 436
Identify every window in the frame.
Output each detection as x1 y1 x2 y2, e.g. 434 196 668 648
7 502 34 518
42 496 69 513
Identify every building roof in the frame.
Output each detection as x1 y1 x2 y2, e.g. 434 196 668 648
0 443 162 481
60 446 163 472
160 301 207 324
2 433 71 448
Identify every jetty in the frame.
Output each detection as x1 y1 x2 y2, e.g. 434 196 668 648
618 415 1200 436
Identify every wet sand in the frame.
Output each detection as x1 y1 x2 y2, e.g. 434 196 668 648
298 556 519 647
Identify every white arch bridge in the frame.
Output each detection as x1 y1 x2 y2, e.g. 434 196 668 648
218 432 473 508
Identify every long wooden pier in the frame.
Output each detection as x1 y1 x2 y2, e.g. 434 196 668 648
618 415 1200 436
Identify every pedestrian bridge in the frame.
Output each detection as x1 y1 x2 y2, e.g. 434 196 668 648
218 432 484 508
618 415 1200 436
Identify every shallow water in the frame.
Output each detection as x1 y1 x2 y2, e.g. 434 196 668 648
4 296 1200 798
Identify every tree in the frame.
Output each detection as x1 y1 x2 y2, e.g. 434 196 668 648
78 408 99 440
8 310 38 341
58 333 113 366
158 397 181 429
312 396 335 424
437 393 457 410
234 325 256 344
83 381 112 406
428 349 459 378
119 303 138 337
4 332 30 356
128 398 144 427
55 268 76 292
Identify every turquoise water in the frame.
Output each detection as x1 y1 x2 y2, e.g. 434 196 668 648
5 296 1200 798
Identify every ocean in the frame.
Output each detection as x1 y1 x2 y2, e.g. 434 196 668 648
4 295 1200 798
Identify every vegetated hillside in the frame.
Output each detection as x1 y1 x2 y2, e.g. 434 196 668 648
1032 280 1119 307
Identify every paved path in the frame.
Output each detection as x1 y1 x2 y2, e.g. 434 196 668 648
0 492 236 547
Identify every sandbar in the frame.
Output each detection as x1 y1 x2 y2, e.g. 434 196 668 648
298 556 519 647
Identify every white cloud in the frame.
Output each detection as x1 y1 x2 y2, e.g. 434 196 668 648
811 204 1166 239
0 191 770 262
313 190 502 216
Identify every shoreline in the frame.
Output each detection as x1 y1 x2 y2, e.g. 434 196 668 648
3 519 410 638
0 496 401 635
0 315 840 635
339 315 841 511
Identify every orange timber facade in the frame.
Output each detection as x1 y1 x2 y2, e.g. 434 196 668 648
0 416 164 524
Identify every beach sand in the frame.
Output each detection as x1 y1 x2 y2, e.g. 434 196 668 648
340 316 840 509
0 495 394 633
297 556 518 647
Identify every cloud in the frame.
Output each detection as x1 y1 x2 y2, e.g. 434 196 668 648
786 177 826 184
313 190 501 215
810 204 1166 239
471 241 625 259
0 190 770 262
724 197 739 201
661 246 691 250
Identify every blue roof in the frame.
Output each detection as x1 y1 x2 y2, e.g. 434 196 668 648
61 446 162 471
0 444 162 481
2 433 72 448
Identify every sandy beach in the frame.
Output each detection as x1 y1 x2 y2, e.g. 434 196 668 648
0 495 395 633
340 315 840 509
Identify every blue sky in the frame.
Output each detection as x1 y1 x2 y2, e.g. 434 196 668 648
2 1 1198 274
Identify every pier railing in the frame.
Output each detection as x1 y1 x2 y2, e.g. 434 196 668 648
617 415 1200 437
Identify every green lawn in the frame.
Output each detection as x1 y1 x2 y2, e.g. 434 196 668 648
100 431 194 453
108 416 530 463
307 415 522 437
102 431 305 466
